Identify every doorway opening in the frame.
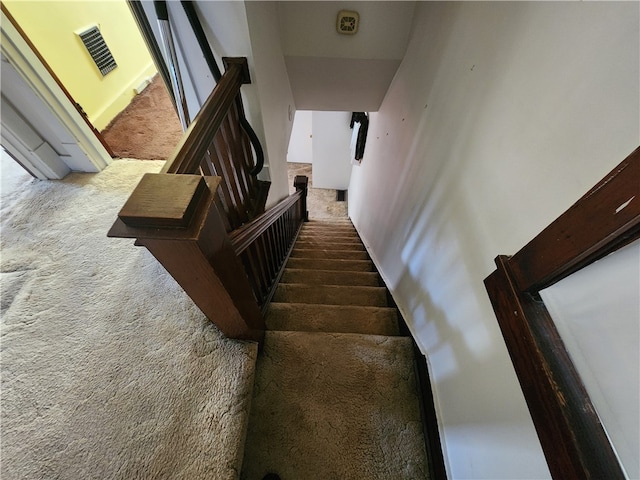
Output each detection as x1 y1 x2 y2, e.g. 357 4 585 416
2 0 182 163
287 110 364 219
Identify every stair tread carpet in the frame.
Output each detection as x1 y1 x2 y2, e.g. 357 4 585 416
266 303 399 335
296 235 363 244
290 248 370 260
294 240 366 251
273 283 388 306
286 257 374 271
281 268 380 286
241 219 430 478
240 331 429 479
300 228 360 236
302 220 355 226
299 227 359 235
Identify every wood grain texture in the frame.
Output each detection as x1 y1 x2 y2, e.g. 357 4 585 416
118 173 206 228
509 147 640 292
228 177 308 309
161 61 244 175
230 191 303 255
483 147 640 479
140 238 263 342
160 59 263 230
109 175 264 343
485 258 624 479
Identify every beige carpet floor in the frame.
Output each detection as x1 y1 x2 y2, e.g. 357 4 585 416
0 159 256 479
242 331 428 479
0 156 390 479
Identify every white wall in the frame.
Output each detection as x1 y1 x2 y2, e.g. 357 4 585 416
245 1 295 206
348 2 639 479
541 241 639 479
311 111 353 190
139 1 292 204
287 110 312 164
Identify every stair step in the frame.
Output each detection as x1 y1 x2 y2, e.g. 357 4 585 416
299 229 359 238
301 224 357 233
302 225 354 231
306 219 353 225
273 284 388 306
294 241 365 251
300 227 359 237
266 303 399 335
297 233 362 243
241 331 428 479
286 257 374 272
290 248 369 261
281 268 380 286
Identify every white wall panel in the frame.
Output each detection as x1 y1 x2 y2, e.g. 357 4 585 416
348 2 639 478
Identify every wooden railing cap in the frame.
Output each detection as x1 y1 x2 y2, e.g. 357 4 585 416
118 173 206 229
222 57 251 84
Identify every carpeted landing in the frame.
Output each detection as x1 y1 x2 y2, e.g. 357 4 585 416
2 159 428 478
1 160 257 479
241 220 430 479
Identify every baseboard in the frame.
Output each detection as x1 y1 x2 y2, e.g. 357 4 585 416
352 217 449 480
91 62 157 131
398 309 449 480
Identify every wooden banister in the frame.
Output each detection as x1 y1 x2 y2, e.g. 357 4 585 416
508 147 640 293
109 173 309 342
230 191 302 255
108 173 264 342
230 177 308 311
161 58 249 175
484 147 640 479
109 55 308 344
159 57 268 231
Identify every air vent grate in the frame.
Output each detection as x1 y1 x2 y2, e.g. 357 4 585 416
78 26 117 76
337 10 359 35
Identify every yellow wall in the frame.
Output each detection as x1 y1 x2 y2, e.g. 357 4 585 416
5 0 157 130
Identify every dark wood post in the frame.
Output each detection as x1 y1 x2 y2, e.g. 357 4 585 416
108 173 264 343
294 175 309 222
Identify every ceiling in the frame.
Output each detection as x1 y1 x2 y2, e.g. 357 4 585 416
275 1 416 112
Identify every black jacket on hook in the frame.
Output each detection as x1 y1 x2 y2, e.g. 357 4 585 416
350 112 369 161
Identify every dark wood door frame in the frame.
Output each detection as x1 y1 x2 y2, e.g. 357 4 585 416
126 1 175 108
484 147 639 478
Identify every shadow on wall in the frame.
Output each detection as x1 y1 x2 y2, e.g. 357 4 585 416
387 157 548 474
349 4 581 476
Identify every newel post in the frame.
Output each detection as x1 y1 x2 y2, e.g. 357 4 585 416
108 173 265 343
294 175 309 222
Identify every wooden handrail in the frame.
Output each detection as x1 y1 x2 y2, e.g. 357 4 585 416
158 57 269 230
161 58 249 175
108 173 309 342
108 55 307 344
230 177 308 310
509 147 640 293
230 191 302 255
484 147 640 479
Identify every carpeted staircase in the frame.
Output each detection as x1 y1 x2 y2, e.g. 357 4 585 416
241 219 430 479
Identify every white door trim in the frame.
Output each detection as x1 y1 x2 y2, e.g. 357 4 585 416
0 8 111 175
